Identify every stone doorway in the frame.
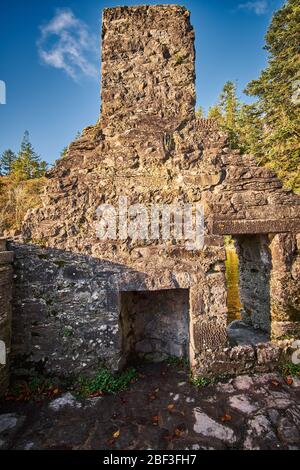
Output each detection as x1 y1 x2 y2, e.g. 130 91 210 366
119 289 190 364
226 235 272 346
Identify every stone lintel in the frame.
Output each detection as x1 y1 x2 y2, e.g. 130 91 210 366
213 218 300 235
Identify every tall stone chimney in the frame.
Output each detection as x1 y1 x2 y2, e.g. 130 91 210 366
100 5 196 135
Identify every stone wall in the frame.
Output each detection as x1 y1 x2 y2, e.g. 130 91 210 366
9 241 226 379
0 239 13 395
235 235 272 333
270 233 300 342
7 5 300 380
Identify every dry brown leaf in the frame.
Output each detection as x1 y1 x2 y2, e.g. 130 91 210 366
152 416 159 425
286 376 293 386
113 430 120 439
221 413 232 422
271 380 280 387
167 403 175 411
106 438 115 447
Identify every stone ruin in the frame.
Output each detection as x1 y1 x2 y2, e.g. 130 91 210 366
1 5 299 389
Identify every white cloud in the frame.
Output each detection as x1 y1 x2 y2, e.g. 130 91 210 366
37 8 98 81
238 1 268 15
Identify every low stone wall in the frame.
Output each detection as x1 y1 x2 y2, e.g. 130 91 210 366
0 239 14 395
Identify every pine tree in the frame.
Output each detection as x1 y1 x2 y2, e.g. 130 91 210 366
206 82 241 148
207 104 223 122
245 0 300 192
219 81 240 148
0 149 16 175
11 131 48 180
237 103 264 159
195 106 204 118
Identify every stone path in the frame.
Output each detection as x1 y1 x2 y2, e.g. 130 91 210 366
0 364 299 450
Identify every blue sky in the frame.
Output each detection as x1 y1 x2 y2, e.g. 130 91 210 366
0 0 284 165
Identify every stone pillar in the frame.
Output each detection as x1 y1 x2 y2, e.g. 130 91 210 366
0 239 14 395
270 233 300 341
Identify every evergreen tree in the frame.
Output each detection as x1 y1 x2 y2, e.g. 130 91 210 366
0 149 16 175
195 106 204 118
219 81 240 148
207 104 223 122
11 131 47 180
206 82 241 148
237 103 264 159
245 0 300 191
60 146 68 158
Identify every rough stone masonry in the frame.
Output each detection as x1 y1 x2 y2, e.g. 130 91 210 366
5 5 300 384
0 239 13 394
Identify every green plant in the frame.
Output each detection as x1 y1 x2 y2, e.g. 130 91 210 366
174 53 183 65
63 328 73 338
190 375 211 388
5 376 60 402
166 355 188 369
281 362 300 377
190 372 231 388
77 367 137 396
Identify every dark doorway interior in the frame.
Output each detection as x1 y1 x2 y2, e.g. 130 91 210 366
119 288 190 364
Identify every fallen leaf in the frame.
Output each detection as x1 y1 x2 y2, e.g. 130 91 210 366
167 403 175 411
149 394 156 401
271 380 280 387
174 428 182 437
286 376 293 386
154 388 160 393
106 439 115 447
152 416 159 425
90 391 103 398
113 430 120 439
221 413 232 422
53 388 59 395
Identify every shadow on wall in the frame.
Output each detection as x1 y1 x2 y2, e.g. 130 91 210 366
8 242 193 380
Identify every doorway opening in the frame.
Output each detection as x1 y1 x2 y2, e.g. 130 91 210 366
225 235 271 346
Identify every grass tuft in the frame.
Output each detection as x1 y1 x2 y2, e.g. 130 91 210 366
77 367 138 396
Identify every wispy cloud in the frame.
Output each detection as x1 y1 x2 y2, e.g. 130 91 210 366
237 1 268 15
37 8 98 81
